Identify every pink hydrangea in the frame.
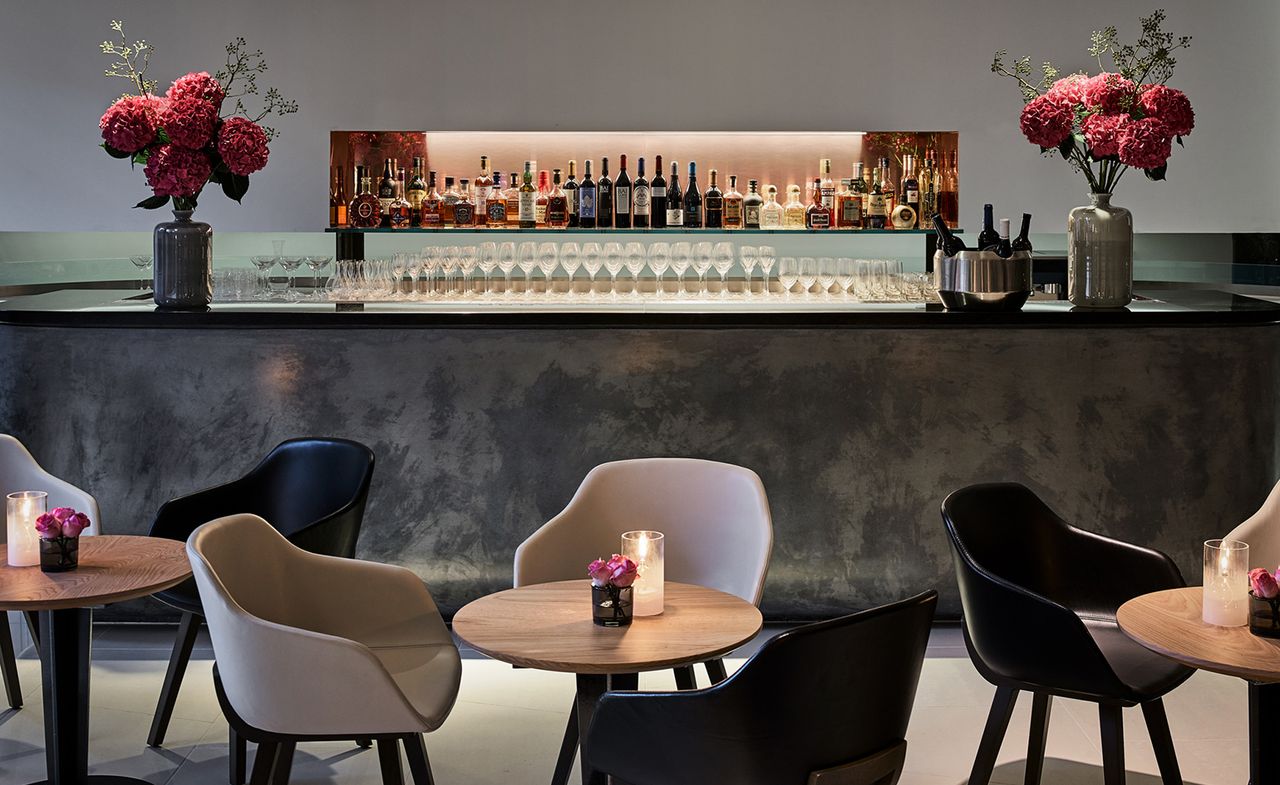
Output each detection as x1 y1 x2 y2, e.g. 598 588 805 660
1117 117 1173 170
99 95 159 154
166 71 225 110
1082 73 1137 114
158 97 219 149
1045 74 1088 109
1019 94 1074 148
1081 113 1128 158
1138 84 1195 137
144 145 212 198
217 117 270 175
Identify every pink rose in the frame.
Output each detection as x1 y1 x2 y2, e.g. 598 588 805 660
1138 84 1195 137
1251 567 1280 599
166 71 225 110
606 554 638 588
61 512 90 539
588 558 612 587
1019 94 1074 149
1117 116 1173 170
50 506 75 523
1081 113 1128 158
1045 74 1088 109
216 117 270 176
99 95 159 154
144 145 213 198
1082 73 1138 114
158 97 218 150
34 512 61 539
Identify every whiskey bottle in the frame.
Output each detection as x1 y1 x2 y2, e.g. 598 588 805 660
578 159 597 229
389 168 413 229
597 157 614 229
420 170 443 227
518 163 537 229
505 172 521 226
819 158 836 212
683 161 702 228
805 178 831 229
407 157 427 225
348 166 382 229
866 168 887 229
454 179 476 227
742 179 763 229
475 155 494 219
614 154 632 228
723 175 743 229
378 158 396 227
547 168 568 228
938 151 959 228
486 172 507 226
665 161 683 227
650 155 667 229
564 160 580 227
441 176 460 226
703 168 723 229
879 157 896 219
535 170 550 226
835 177 861 229
783 184 806 229
330 166 347 227
759 185 783 228
632 157 650 229
899 155 920 229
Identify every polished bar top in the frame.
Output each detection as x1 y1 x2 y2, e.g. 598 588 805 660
1 286 1278 328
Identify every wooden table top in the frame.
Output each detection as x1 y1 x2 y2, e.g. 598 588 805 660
452 580 764 674
0 535 191 611
1118 587 1280 683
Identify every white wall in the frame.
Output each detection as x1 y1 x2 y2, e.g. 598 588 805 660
1 0 1276 234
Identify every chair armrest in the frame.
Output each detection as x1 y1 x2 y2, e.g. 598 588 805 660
1057 527 1185 616
149 476 254 540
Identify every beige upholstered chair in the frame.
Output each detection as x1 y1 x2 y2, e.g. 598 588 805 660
188 513 459 785
1227 478 1280 572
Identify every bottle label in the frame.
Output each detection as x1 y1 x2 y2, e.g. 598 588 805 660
907 189 919 203
379 197 393 215
821 187 835 210
808 212 830 229
651 185 666 199
547 205 567 225
408 189 425 211
519 192 536 222
487 202 506 224
475 185 491 206
667 206 683 226
615 186 631 214
568 189 578 216
841 197 861 225
868 195 887 217
579 189 596 218
633 185 650 215
535 202 547 223
353 199 379 224
744 205 761 227
454 202 475 225
724 201 742 224
705 195 723 212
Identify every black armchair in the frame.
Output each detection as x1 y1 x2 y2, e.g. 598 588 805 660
584 590 937 785
144 437 375 760
943 482 1191 785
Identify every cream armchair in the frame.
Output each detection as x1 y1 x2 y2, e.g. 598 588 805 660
1227 478 1280 571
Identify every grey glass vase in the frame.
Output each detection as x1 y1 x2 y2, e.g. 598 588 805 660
1067 192 1133 308
153 209 213 309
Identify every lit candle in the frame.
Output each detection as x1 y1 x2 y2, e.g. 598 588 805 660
1203 538 1249 627
6 491 47 567
622 530 664 617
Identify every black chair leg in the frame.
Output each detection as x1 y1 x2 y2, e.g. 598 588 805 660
969 686 1018 785
271 741 295 785
673 665 697 690
1 614 22 710
148 611 201 746
377 737 404 785
704 658 728 684
403 733 436 785
248 741 278 785
1141 699 1183 785
23 611 40 656
356 738 373 749
1025 693 1052 785
230 728 248 785
1099 704 1126 785
552 698 579 785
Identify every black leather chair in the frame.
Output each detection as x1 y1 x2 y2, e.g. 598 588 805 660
942 483 1192 785
583 590 937 785
145 437 375 767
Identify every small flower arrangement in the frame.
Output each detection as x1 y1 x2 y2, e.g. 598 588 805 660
35 507 90 573
1248 567 1280 638
588 555 638 627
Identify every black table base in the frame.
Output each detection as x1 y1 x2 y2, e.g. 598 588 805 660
1250 681 1279 785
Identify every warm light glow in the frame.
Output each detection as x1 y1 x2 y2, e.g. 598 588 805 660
623 530 665 617
1203 538 1249 627
7 491 46 567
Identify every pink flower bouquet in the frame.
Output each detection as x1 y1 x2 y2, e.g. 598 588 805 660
1249 567 1280 638
34 507 90 573
588 554 639 627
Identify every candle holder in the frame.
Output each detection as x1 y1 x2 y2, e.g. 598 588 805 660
622 530 665 616
592 585 634 627
6 491 47 567
1203 539 1249 627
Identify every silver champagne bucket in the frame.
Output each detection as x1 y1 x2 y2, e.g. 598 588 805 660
933 249 1032 311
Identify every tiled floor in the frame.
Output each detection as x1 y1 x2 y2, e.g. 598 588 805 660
0 623 1248 785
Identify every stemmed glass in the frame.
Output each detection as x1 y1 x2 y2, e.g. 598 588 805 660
305 256 332 300
478 242 498 297
816 257 837 299
404 253 422 300
272 239 285 260
517 241 538 298
279 256 304 301
883 259 904 302
648 242 671 299
798 257 818 298
459 245 478 298
713 242 734 298
537 242 560 297
691 242 713 299
249 255 275 300
670 242 691 298
739 246 759 296
757 245 776 297
560 242 581 299
444 246 462 298
420 247 439 298
778 257 798 298
389 253 408 300
624 242 647 299
602 242 624 300
581 242 603 299
129 255 153 290
497 242 517 297
836 258 856 299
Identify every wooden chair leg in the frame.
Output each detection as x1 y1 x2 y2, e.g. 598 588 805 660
377 737 404 785
552 698 579 785
248 741 278 785
230 728 248 785
1 614 23 710
403 733 436 785
673 665 697 690
1025 693 1052 785
148 611 201 746
271 741 295 785
969 686 1018 785
1099 704 1126 785
704 658 728 685
1141 699 1183 785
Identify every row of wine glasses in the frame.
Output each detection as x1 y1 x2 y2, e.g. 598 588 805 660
247 254 332 301
128 255 153 290
776 258 936 302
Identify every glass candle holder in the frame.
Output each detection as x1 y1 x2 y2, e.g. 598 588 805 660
1203 539 1249 627
6 491 46 567
622 530 665 617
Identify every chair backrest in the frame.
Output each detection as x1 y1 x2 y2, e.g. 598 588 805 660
1227 477 1280 572
514 458 773 604
0 434 101 539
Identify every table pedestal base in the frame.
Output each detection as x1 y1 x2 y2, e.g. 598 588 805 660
556 673 639 785
1250 682 1279 785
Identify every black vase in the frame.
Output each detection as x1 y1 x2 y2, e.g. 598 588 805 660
592 584 634 627
39 537 79 573
154 209 213 309
1250 592 1280 638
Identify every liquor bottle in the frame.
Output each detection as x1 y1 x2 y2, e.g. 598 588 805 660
879 157 896 219
633 157 650 229
783 185 806 229
938 151 959 227
861 166 874 223
977 204 999 249
760 185 783 228
703 169 723 229
665 161 683 227
535 170 550 226
844 162 866 228
420 170 443 227
1011 213 1034 253
389 168 413 229
348 166 382 229
454 179 476 227
597 157 614 229
899 155 920 229
407 157 427 226
683 161 702 228
650 155 667 229
995 218 1013 258
505 172 521 226
819 158 836 212
805 178 831 229
378 158 396 227
486 172 507 226
475 155 494 218
723 175 744 229
835 177 859 229
518 163 537 229
918 153 936 227
441 176 459 226
329 166 347 227
614 154 632 229
865 168 887 229
742 179 763 229
578 159 597 229
932 214 968 256
547 168 568 228
565 160 580 227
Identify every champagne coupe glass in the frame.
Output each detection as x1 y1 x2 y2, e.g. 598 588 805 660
517 241 538 298
537 242 560 297
778 257 798 298
713 242 735 298
670 241 691 298
648 242 671 299
836 257 855 299
692 242 714 299
305 256 332 301
624 242 647 299
757 245 776 296
817 257 837 299
279 256 304 301
739 245 759 296
478 242 498 297
404 252 422 300
249 256 275 300
497 242 517 297
581 242 603 299
798 257 818 298
389 253 407 300
560 242 581 300
129 255 154 290
602 242 624 300
459 245 478 298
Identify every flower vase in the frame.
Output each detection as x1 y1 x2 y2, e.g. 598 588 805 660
39 536 79 573
1068 192 1133 308
1250 592 1280 639
592 585 634 627
154 209 213 310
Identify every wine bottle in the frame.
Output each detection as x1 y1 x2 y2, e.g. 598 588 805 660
614 154 632 229
704 169 723 229
1011 212 1033 253
933 214 968 257
684 161 703 228
633 157 650 229
578 160 597 229
977 204 999 249
378 158 396 227
650 155 667 229
995 218 1013 258
598 157 614 230
565 160 580 227
666 161 683 227
518 163 537 230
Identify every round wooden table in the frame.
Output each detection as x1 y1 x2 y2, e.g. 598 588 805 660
453 580 763 785
0 536 192 785
1118 587 1280 784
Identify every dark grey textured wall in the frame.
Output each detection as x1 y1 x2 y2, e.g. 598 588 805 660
1 324 1276 621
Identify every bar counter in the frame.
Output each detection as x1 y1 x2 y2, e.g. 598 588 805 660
2 284 1277 621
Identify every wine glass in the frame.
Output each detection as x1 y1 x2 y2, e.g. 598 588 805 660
816 257 837 299
712 242 734 298
836 257 856 299
305 256 332 300
691 242 713 299
757 245 776 296
537 242 560 296
884 259 904 302
670 241 691 298
778 257 798 298
560 242 582 299
279 256 304 301
648 242 671 298
129 255 153 290
249 255 275 300
581 242 603 299
271 239 285 260
478 242 498 297
420 247 439 298
798 257 818 298
389 253 407 300
443 246 461 297
404 252 422 300
517 241 538 298
739 246 759 296
602 242 624 299
497 242 517 297
623 242 647 299
459 245 478 298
